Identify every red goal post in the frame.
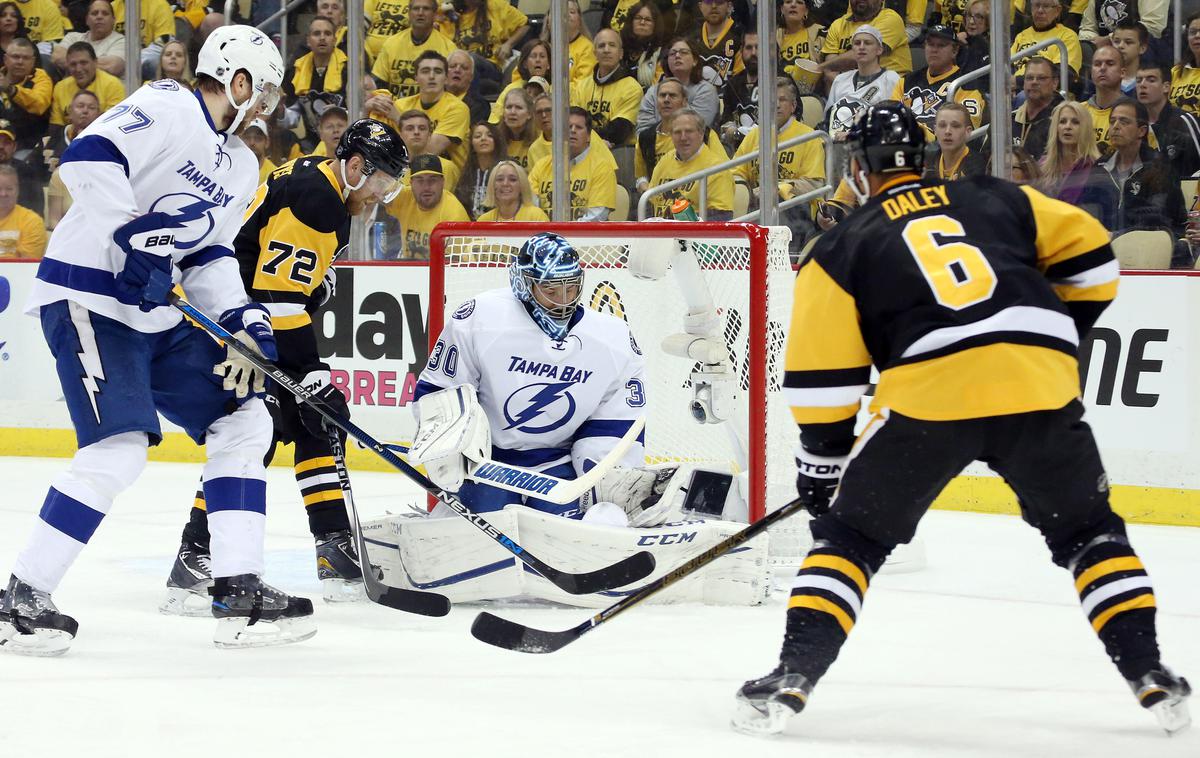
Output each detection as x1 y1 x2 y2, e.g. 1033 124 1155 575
429 221 796 522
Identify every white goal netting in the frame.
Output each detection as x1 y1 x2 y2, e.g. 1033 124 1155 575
430 222 806 561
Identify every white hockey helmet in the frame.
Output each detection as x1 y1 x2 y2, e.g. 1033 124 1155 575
196 25 285 134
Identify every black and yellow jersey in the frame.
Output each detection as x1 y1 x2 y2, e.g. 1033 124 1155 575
1170 64 1200 116
891 65 985 138
784 174 1116 447
237 157 349 345
693 18 744 87
934 0 968 34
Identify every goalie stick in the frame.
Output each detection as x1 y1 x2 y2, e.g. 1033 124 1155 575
465 417 645 504
171 293 655 596
326 426 451 616
470 496 805 654
361 418 645 506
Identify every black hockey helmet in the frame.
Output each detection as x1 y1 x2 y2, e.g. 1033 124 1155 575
336 118 409 179
845 101 925 176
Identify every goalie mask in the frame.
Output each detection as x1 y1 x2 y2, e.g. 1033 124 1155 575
510 232 584 341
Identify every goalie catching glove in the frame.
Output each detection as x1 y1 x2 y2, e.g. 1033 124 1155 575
581 464 688 527
408 385 491 493
795 447 847 517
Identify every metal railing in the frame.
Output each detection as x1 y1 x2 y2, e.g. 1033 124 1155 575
946 36 1071 141
225 0 310 53
122 0 140 94
1176 0 1183 67
637 130 833 222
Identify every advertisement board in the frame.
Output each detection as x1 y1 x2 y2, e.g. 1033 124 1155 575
1 261 1198 525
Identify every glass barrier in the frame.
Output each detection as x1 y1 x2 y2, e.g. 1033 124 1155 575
0 0 1191 269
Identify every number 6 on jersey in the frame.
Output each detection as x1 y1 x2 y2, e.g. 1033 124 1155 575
902 214 997 310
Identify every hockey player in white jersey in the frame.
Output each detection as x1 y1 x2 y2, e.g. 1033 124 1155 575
0 26 315 654
411 232 670 525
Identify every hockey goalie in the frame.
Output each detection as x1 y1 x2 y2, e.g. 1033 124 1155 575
369 231 768 606
410 230 686 527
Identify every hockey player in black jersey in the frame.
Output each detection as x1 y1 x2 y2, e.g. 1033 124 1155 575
732 102 1191 736
162 119 409 613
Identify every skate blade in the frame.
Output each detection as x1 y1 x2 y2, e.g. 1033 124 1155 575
0 621 74 657
1151 698 1191 735
159 587 213 618
730 699 795 737
321 578 367 604
213 616 317 649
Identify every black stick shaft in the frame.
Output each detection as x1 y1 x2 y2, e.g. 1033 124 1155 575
472 497 806 652
327 426 451 615
587 497 804 628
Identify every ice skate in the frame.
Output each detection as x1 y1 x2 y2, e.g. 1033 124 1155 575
1129 666 1192 735
159 540 214 617
0 575 79 657
731 664 813 736
210 574 316 649
315 529 365 603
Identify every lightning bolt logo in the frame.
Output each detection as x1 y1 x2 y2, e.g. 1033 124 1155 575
68 303 106 425
502 382 576 434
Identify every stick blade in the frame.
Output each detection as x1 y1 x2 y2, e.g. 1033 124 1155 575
550 550 657 594
369 586 452 616
470 611 579 654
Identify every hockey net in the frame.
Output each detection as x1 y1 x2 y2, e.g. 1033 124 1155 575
429 222 805 563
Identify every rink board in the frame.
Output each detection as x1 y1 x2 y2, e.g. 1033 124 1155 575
1 261 1198 527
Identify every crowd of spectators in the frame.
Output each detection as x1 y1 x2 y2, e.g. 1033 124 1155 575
4 0 1200 265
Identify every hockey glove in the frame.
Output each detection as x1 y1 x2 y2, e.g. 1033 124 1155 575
795 447 847 517
581 464 684 527
297 369 349 441
306 266 337 315
113 212 182 312
409 385 491 493
213 303 277 399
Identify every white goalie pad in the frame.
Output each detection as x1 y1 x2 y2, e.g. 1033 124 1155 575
361 505 770 607
627 235 680 280
408 385 490 492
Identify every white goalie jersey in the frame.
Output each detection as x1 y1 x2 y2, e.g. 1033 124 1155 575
415 288 647 474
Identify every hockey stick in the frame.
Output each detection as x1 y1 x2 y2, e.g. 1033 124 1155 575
362 419 645 505
170 293 655 595
465 418 644 504
471 496 805 654
326 426 451 616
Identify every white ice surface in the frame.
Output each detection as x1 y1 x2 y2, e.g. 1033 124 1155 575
0 457 1196 758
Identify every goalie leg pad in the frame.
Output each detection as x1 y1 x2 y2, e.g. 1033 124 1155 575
409 385 491 493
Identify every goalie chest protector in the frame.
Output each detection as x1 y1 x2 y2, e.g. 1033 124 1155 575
420 288 647 462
